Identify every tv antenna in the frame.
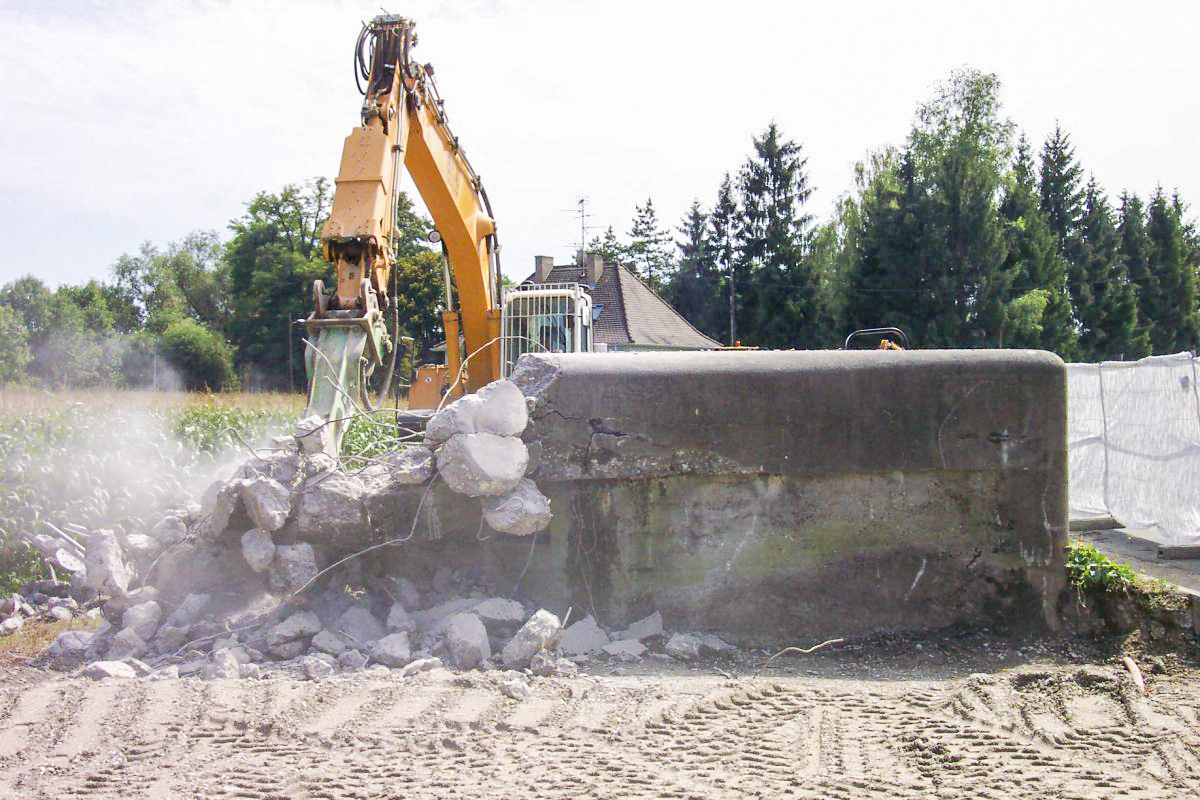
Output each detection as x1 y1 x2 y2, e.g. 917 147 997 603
561 197 596 254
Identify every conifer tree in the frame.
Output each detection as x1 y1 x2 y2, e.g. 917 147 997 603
736 123 819 348
1119 192 1155 355
667 201 723 339
586 225 625 266
1038 125 1088 337
999 136 1076 353
625 198 674 291
1075 178 1144 360
710 174 740 344
1145 188 1200 353
844 149 934 339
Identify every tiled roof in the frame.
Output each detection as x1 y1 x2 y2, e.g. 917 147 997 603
522 260 721 349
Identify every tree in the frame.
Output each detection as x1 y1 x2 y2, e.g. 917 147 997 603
625 198 674 290
225 178 332 389
1144 188 1200 353
709 174 740 344
392 250 447 367
1039 125 1085 253
666 201 723 339
912 69 1014 347
0 275 119 387
0 306 31 385
843 148 933 339
1119 192 1156 355
110 231 230 335
586 226 625 266
1074 178 1145 360
1039 125 1088 339
56 280 116 335
159 318 237 390
846 71 1015 349
737 122 819 348
999 136 1076 353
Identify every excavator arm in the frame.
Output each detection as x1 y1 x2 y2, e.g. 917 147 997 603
304 15 502 453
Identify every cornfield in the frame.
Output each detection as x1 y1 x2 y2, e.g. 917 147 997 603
0 389 304 593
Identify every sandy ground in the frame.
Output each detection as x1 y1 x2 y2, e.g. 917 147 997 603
1 637 1199 800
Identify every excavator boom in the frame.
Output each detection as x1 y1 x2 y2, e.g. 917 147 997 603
304 15 502 453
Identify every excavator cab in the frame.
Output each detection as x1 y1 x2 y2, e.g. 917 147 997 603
500 283 592 377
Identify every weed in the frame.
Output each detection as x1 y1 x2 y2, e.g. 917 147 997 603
1065 541 1136 594
1134 576 1191 611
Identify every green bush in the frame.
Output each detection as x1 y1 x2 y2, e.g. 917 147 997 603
160 319 238 390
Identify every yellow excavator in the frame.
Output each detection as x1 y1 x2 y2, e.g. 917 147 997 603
305 15 592 452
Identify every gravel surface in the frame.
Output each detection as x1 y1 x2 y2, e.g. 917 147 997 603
1 635 1198 799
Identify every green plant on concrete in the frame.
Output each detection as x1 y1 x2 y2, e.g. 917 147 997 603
1066 541 1136 593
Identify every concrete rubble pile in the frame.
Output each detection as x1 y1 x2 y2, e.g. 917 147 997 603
8 378 735 682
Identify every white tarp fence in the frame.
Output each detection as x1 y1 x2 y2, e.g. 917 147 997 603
1068 352 1200 543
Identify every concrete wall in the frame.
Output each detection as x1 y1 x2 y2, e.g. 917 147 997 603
492 350 1068 644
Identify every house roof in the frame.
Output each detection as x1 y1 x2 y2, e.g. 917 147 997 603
523 260 721 350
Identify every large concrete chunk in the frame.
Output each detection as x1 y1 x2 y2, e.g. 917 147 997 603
294 415 333 455
82 529 132 597
240 448 301 486
425 394 483 444
336 606 386 647
296 471 366 540
200 479 242 536
370 632 411 667
108 627 146 660
436 433 528 497
559 615 609 656
617 611 663 642
166 593 210 627
240 529 275 573
82 661 137 680
267 611 321 658
361 447 434 491
122 601 162 641
45 630 94 667
150 515 188 547
500 609 561 668
471 598 526 630
241 476 292 532
482 479 552 536
444 612 490 669
473 379 528 437
269 543 319 593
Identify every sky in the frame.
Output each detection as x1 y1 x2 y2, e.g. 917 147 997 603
2 0 1199 289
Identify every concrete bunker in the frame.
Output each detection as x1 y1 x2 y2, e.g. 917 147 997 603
379 349 1068 644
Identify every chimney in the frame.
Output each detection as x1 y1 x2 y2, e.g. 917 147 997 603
534 255 555 283
585 253 605 285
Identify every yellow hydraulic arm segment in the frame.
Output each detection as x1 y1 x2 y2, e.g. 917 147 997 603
304 15 503 453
